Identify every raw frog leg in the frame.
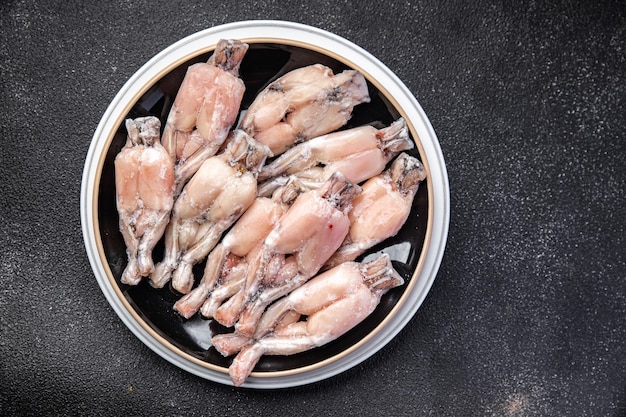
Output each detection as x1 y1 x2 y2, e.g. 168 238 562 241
114 116 174 285
324 152 427 269
226 154 424 341
173 178 308 319
257 118 413 187
150 130 272 294
161 39 248 195
212 172 360 332
212 254 404 387
240 64 370 155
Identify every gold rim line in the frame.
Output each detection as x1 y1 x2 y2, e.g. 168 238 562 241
90 36 437 381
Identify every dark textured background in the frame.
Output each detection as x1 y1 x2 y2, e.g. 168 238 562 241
1 1 625 416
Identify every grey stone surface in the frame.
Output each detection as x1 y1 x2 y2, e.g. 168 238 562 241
1 1 624 416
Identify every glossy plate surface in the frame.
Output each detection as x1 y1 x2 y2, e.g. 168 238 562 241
81 20 449 388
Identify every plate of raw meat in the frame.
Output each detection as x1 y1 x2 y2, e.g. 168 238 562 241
81 20 449 388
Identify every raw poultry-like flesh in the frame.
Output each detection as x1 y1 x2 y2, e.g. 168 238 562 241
324 152 426 269
204 152 425 359
173 177 309 319
213 172 360 332
240 64 370 155
212 254 404 386
257 117 413 187
232 152 426 337
255 118 415 199
150 130 272 294
161 39 248 195
114 116 175 285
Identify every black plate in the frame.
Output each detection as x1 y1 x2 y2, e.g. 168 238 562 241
97 42 429 373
